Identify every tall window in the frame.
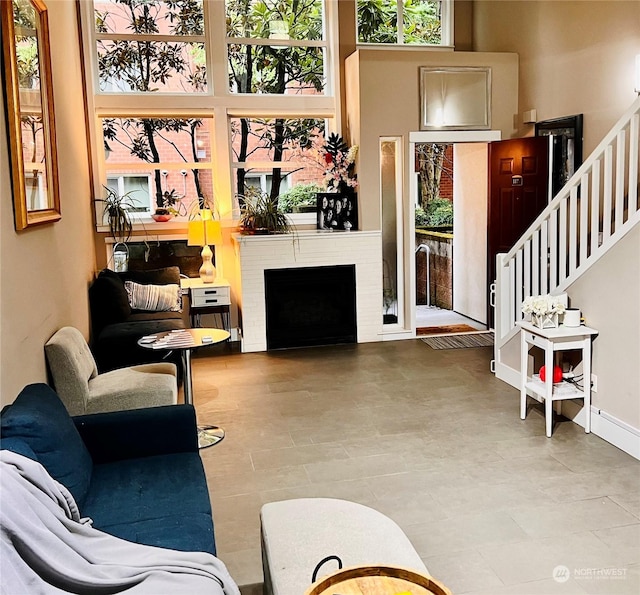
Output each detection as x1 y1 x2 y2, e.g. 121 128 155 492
357 0 452 47
81 0 338 223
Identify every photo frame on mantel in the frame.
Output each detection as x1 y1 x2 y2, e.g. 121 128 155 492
1 0 61 230
419 66 491 130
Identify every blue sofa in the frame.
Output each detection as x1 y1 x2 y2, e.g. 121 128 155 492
0 383 216 555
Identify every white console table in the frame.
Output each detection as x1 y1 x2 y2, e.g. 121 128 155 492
518 321 598 437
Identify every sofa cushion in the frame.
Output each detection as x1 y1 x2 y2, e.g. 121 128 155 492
0 384 93 505
89 269 132 334
0 437 38 461
93 318 185 373
119 266 182 287
83 452 215 554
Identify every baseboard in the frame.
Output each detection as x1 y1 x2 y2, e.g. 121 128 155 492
494 362 639 460
494 361 520 387
561 401 640 460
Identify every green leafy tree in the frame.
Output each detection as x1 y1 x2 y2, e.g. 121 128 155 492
96 0 207 208
416 143 452 209
357 0 441 45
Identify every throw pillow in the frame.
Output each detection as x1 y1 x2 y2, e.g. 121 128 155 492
124 281 182 312
0 384 93 506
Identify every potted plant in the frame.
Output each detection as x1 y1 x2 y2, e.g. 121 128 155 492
153 189 183 222
238 188 291 235
95 186 138 241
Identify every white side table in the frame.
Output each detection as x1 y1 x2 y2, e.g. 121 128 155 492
518 321 598 437
180 277 231 330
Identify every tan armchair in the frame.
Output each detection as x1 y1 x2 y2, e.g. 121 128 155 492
44 327 177 416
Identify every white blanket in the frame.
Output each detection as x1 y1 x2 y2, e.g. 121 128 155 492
0 450 240 595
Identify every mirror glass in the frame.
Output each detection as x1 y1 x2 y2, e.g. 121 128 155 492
420 67 491 130
2 0 60 229
381 138 404 327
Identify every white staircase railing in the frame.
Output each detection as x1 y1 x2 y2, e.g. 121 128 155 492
495 96 640 350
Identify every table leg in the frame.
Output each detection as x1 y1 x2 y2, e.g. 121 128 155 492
545 346 554 438
520 331 528 420
181 347 225 448
182 348 193 405
583 337 592 433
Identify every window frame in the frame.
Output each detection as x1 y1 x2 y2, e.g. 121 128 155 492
79 0 341 231
356 0 454 49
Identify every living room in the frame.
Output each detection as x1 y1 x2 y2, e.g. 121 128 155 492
1 1 639 594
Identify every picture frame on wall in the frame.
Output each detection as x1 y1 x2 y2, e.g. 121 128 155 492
316 192 358 231
419 66 492 130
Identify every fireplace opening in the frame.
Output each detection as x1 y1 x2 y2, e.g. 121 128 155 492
264 265 357 350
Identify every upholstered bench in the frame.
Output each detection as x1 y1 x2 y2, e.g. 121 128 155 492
260 498 428 595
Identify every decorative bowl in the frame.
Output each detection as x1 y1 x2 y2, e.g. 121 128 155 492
152 213 173 222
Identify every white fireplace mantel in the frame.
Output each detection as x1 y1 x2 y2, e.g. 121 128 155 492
233 230 383 352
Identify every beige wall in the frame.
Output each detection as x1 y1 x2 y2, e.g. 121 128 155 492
346 49 518 231
473 0 640 153
0 0 95 405
568 225 640 428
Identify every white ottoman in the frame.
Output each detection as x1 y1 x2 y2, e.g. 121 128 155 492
260 498 428 595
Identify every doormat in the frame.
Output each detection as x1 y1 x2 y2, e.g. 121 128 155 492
421 332 494 349
416 324 478 336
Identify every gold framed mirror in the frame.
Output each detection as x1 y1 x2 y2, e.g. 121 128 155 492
1 0 60 230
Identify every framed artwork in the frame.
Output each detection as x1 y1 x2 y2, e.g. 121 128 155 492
316 192 358 231
419 66 491 130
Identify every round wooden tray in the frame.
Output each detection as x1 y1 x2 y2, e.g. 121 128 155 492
305 565 453 595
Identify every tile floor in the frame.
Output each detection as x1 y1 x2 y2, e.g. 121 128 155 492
416 305 487 331
189 340 639 595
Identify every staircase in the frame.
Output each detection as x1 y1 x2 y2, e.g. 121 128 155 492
493 96 640 385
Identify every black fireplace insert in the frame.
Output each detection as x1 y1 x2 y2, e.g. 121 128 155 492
264 265 357 350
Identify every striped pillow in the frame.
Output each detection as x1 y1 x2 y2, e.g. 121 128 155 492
124 281 182 312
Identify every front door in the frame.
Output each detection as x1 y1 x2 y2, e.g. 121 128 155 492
487 137 549 326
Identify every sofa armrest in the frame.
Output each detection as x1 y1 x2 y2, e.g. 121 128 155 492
73 405 198 464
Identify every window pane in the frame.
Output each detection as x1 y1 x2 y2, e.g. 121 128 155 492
95 0 204 36
102 117 212 165
357 0 398 43
226 0 323 41
97 40 206 93
403 0 441 45
357 0 443 45
230 117 326 200
228 44 325 94
102 117 213 211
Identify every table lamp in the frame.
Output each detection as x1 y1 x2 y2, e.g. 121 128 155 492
187 210 222 283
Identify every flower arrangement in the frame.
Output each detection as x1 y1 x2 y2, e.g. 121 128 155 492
320 133 358 193
522 294 566 316
522 294 566 328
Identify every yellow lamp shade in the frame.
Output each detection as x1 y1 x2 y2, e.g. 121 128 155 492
188 219 222 247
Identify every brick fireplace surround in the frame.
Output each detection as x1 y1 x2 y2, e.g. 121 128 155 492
233 231 383 353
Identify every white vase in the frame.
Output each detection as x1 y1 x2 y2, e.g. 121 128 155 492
532 312 558 329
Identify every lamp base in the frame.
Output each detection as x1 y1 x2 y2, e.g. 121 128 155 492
199 245 216 283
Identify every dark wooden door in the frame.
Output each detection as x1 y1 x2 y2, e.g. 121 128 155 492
487 137 549 326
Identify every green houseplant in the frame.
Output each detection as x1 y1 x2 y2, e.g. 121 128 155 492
96 186 140 241
238 188 291 234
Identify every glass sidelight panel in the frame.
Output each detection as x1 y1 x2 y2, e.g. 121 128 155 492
381 137 404 326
